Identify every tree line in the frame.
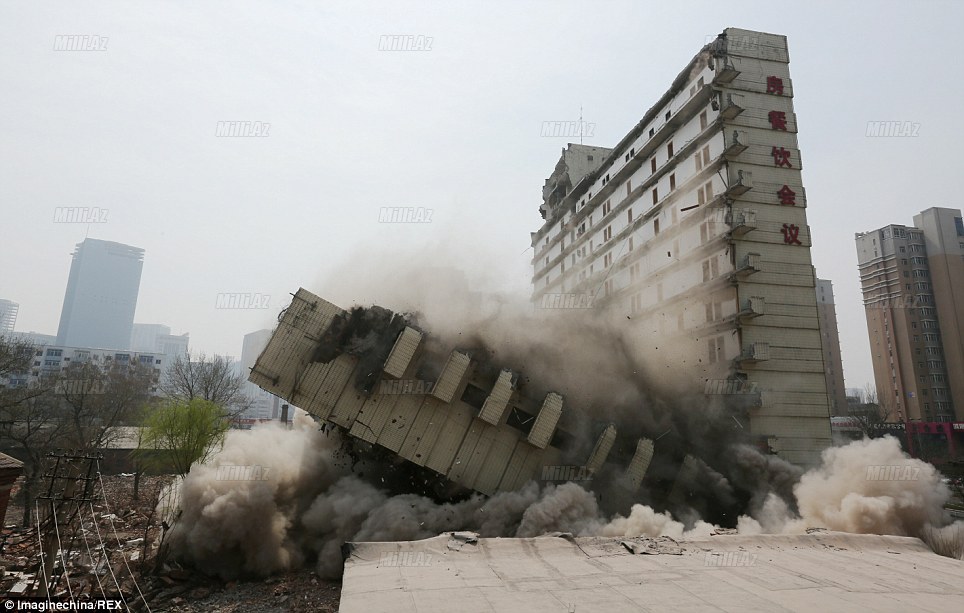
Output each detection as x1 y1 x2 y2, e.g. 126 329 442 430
0 335 252 526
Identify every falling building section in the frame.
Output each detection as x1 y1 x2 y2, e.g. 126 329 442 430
249 288 651 496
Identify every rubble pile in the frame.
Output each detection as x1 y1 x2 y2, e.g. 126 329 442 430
1 474 342 611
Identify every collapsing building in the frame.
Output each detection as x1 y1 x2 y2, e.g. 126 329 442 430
531 27 833 466
249 27 832 504
249 288 656 497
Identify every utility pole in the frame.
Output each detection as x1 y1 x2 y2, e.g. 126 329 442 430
35 451 101 597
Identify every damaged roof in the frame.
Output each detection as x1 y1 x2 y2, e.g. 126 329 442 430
340 532 963 612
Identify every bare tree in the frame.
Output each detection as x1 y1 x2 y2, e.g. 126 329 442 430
0 390 67 526
0 335 47 411
160 352 250 416
848 384 894 438
55 360 154 451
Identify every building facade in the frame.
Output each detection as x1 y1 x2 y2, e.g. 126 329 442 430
132 323 190 358
56 238 144 351
530 28 832 466
15 344 166 395
855 207 964 422
815 278 848 416
240 329 282 420
0 300 18 335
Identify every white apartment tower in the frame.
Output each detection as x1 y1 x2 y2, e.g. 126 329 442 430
530 28 832 466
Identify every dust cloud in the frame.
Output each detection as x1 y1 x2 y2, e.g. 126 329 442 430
162 244 960 578
164 419 960 579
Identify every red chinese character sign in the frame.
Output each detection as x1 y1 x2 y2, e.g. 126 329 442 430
781 223 802 245
766 76 784 95
768 110 787 130
777 185 796 205
771 146 793 168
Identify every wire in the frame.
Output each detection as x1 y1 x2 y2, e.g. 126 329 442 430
34 501 52 607
95 461 151 613
51 500 75 601
78 504 108 600
88 502 130 612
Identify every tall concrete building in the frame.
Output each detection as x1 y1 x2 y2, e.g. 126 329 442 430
131 323 189 358
240 329 281 420
56 239 144 350
815 279 848 416
530 28 832 466
0 300 18 335
855 207 964 422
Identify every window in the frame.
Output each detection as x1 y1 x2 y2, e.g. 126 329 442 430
630 262 641 282
697 181 713 205
667 141 674 158
604 279 614 296
649 127 655 137
652 188 658 205
604 253 613 267
654 219 660 235
627 181 632 197
665 110 671 121
603 200 611 215
702 146 710 167
631 293 642 314
956 216 964 236
707 337 724 364
700 111 708 131
702 260 711 282
670 174 676 191
604 225 612 241
46 349 62 357
651 157 657 173
627 208 633 224
628 237 634 251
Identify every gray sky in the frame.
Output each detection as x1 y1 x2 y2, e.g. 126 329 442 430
2 0 961 391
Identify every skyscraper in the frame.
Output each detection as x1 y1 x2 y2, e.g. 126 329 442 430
56 238 144 350
0 300 18 335
855 207 964 422
815 279 848 416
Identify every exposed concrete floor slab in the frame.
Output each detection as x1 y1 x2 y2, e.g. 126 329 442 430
340 532 963 613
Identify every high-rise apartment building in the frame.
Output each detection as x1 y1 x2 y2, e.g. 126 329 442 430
131 323 189 358
0 300 18 335
56 239 144 350
240 329 281 420
530 28 832 466
815 279 848 416
855 207 964 422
